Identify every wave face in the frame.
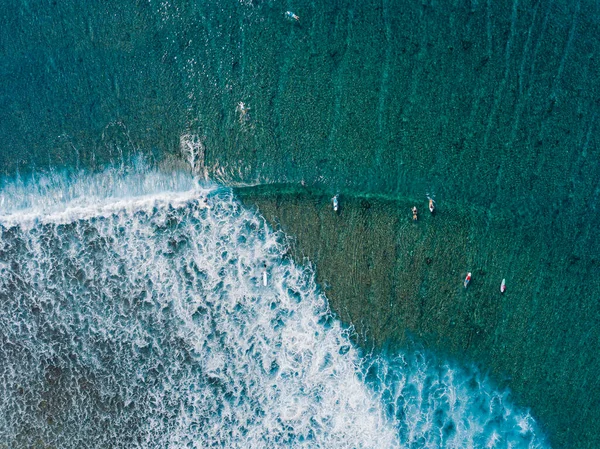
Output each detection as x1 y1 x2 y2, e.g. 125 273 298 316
0 166 548 448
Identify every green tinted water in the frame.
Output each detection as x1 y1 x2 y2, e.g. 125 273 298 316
1 0 599 446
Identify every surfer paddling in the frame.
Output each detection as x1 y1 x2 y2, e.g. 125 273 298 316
500 278 506 293
464 272 471 288
285 11 299 21
428 197 435 214
412 206 418 221
332 194 339 213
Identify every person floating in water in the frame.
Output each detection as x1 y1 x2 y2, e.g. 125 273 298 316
412 206 418 221
428 197 435 214
285 11 299 21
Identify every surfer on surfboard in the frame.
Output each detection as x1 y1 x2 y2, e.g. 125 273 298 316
500 279 506 293
464 272 471 288
236 101 250 124
428 197 435 214
285 11 299 21
412 206 418 221
332 194 339 213
262 262 268 286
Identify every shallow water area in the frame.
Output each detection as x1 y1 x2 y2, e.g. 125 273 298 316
0 166 548 448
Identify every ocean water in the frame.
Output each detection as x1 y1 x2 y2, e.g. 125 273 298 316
0 165 547 448
1 0 599 447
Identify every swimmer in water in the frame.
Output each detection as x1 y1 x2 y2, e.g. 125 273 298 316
285 11 300 21
412 206 418 221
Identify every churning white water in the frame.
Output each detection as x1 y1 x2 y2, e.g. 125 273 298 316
0 164 548 448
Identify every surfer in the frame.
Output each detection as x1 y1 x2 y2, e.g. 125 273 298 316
412 206 418 221
285 11 299 21
236 101 249 123
332 194 339 213
500 278 506 293
464 272 471 288
262 262 268 286
428 197 435 214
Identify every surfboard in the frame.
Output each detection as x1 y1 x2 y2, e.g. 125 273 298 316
332 195 339 212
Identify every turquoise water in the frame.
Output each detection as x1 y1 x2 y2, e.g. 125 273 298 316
1 0 599 447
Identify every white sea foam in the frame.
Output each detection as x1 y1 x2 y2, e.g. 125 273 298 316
0 160 212 228
0 167 549 448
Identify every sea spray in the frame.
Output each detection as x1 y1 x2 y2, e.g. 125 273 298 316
0 166 548 448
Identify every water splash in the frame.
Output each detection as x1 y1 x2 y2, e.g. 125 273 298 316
0 166 548 448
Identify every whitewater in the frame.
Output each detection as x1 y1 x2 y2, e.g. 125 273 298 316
0 163 548 448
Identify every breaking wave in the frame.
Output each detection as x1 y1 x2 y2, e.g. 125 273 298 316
0 164 548 448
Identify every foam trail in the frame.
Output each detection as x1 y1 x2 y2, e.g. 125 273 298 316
0 165 549 448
